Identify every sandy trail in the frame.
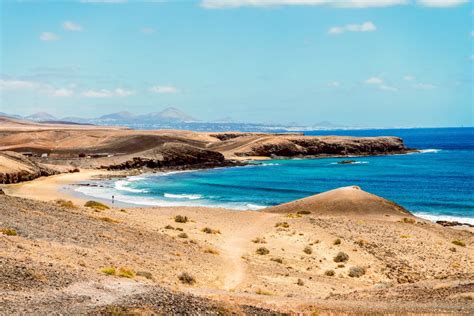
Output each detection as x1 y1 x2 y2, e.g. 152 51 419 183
220 212 278 290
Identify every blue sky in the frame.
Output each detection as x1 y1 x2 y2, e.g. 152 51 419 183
0 0 472 127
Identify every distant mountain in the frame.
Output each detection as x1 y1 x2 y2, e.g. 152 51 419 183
142 107 196 122
99 111 135 121
0 112 23 120
25 112 56 122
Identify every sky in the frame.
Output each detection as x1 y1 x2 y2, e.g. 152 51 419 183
0 0 473 127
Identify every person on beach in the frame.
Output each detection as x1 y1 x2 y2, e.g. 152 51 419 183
112 195 114 204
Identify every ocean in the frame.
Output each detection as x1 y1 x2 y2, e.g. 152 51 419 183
74 127 474 224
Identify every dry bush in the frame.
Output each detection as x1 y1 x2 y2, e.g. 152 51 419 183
178 232 188 238
0 228 17 236
174 215 188 223
202 227 220 234
325 270 335 276
101 267 116 276
55 199 76 208
178 272 196 285
275 222 289 228
256 247 270 255
333 252 349 262
84 200 109 210
303 246 313 255
348 266 366 278
118 267 135 278
452 240 466 247
333 238 341 245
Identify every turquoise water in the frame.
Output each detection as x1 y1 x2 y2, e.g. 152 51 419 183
75 127 474 223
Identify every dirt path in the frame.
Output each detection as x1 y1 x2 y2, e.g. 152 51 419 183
220 212 278 290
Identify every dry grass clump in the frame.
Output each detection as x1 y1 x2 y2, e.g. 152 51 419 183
84 200 109 210
286 213 301 218
333 238 342 245
118 267 135 278
275 222 289 228
402 217 416 224
55 199 76 208
98 216 120 223
400 235 412 239
174 215 188 223
348 266 366 278
252 237 267 244
452 240 466 247
164 225 175 230
270 257 283 264
333 251 349 263
303 246 313 255
136 271 153 280
178 272 196 285
101 267 116 276
201 227 220 234
325 270 335 276
178 232 188 238
297 278 305 286
204 248 219 255
256 247 270 255
0 228 17 236
297 210 311 215
255 289 272 296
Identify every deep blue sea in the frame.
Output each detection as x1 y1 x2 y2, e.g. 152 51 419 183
75 127 474 224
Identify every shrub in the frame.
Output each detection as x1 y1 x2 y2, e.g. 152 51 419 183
333 238 341 245
56 199 75 208
101 267 116 276
252 237 266 244
84 200 109 210
333 252 349 263
348 266 366 278
275 222 289 228
297 210 311 215
297 278 304 286
136 271 153 280
202 227 220 234
98 217 119 223
402 217 416 224
0 228 17 236
204 248 219 255
256 247 270 255
325 270 335 276
270 257 283 264
118 267 135 278
164 225 175 230
255 289 272 296
452 240 466 247
175 227 183 231
303 246 313 255
178 232 188 238
178 272 196 285
174 215 188 223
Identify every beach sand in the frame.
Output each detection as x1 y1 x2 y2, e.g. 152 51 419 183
1 171 473 314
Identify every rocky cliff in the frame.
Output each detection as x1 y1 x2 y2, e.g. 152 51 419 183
0 151 59 184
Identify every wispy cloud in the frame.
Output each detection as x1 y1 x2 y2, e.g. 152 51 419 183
328 21 376 34
63 21 83 32
82 88 134 98
40 32 60 41
414 83 435 90
404 75 415 81
50 88 75 97
365 77 397 91
327 81 340 87
149 85 179 94
365 77 384 85
141 27 156 34
0 79 39 91
379 84 398 91
201 0 408 9
416 0 469 7
0 78 75 97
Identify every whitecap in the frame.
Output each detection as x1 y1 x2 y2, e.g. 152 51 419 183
413 212 474 226
114 180 147 193
417 149 441 154
164 193 203 200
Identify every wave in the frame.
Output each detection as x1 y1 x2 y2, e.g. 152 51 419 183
417 149 441 154
330 161 369 165
114 180 147 193
413 212 474 225
164 193 202 200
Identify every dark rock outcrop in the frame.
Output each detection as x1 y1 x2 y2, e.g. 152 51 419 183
0 151 59 184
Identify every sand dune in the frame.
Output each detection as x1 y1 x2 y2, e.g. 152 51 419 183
265 186 412 218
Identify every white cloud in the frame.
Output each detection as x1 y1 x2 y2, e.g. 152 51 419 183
82 88 134 98
327 81 340 87
0 79 39 91
365 77 384 84
63 21 83 32
414 83 436 90
50 88 75 97
40 32 60 41
379 84 398 91
201 0 408 9
404 75 415 81
329 21 376 35
149 85 179 94
417 0 469 7
141 27 156 34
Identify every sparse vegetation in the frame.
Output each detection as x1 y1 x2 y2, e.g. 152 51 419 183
333 251 349 263
0 228 17 236
297 278 305 286
55 199 75 208
118 267 135 278
297 210 311 215
178 232 188 238
255 289 272 296
252 237 266 244
201 227 221 234
136 271 153 279
164 225 175 230
178 272 196 285
98 216 119 223
402 217 416 224
174 215 188 223
325 270 335 276
204 248 219 255
270 257 283 264
303 246 313 255
84 200 109 210
333 238 341 245
400 234 412 239
275 222 290 228
256 247 270 255
348 266 366 278
452 240 466 247
101 267 116 276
